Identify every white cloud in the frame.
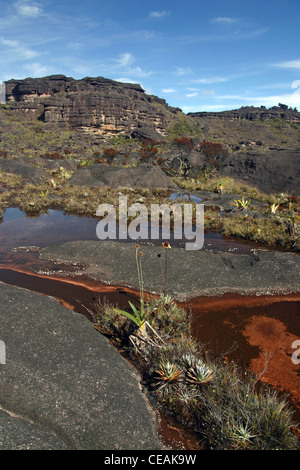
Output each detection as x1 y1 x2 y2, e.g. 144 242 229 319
69 53 152 81
254 82 291 90
211 17 239 24
174 67 192 76
23 62 52 77
14 1 43 18
248 92 300 108
212 89 300 109
115 52 135 68
292 80 300 89
186 92 198 98
181 104 230 113
117 78 152 94
0 36 37 59
202 89 216 96
116 77 139 83
274 60 300 70
149 11 170 19
113 53 152 77
162 88 176 93
181 79 300 113
0 38 19 48
193 77 228 84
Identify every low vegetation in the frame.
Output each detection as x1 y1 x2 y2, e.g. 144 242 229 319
0 165 299 249
88 244 299 450
174 175 300 249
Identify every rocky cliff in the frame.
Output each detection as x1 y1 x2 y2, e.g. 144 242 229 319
188 104 300 123
5 75 180 136
1 75 300 195
187 105 300 151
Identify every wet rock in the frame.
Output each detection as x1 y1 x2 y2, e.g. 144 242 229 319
40 240 300 300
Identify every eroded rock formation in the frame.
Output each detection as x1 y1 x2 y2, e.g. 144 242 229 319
5 75 180 136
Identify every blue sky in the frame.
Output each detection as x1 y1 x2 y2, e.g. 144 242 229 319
1 0 300 112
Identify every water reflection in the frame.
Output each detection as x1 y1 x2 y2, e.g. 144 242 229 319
169 192 203 204
0 207 275 255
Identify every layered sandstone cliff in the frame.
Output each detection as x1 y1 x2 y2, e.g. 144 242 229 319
5 75 180 136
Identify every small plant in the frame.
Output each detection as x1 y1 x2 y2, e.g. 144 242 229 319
230 421 260 449
286 202 297 236
103 148 119 163
186 359 214 385
139 139 159 164
155 360 183 391
77 159 93 168
114 244 159 332
59 166 73 180
231 195 250 211
271 202 280 214
89 247 298 450
217 179 225 194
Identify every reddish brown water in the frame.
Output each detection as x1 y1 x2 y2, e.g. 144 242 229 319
0 207 299 449
187 294 300 418
0 265 299 448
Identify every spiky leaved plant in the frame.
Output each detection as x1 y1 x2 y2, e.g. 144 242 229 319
155 360 183 391
187 359 214 385
115 244 159 332
231 195 250 211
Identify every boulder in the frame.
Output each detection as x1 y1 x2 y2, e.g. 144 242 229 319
129 126 165 142
69 164 178 189
0 283 163 450
219 150 300 195
0 158 48 184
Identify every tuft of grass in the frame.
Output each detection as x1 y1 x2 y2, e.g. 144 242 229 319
223 213 299 249
173 175 279 204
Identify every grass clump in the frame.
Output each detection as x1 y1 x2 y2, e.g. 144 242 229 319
173 175 279 203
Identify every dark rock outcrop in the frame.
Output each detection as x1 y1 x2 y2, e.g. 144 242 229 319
167 146 300 195
69 163 178 189
188 105 300 151
188 105 300 123
129 126 166 142
0 283 163 450
219 149 300 194
5 75 180 136
0 157 49 184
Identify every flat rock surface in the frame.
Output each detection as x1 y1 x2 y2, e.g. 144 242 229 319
40 240 300 299
0 283 163 450
69 164 178 189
